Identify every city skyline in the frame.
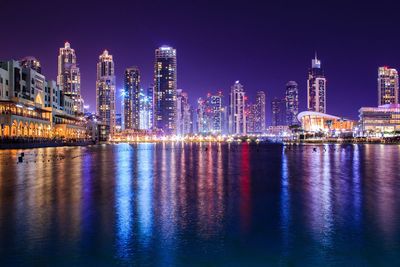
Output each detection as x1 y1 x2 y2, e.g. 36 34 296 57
3 1 400 123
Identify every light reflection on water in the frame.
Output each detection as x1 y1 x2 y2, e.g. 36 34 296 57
0 143 399 266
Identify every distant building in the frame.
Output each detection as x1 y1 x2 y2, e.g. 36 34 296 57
285 81 299 126
115 113 122 132
176 89 192 135
307 53 326 113
229 81 246 135
96 50 116 136
247 91 266 134
124 67 140 130
271 97 286 126
154 46 177 134
359 104 400 133
197 92 226 135
378 66 398 106
57 42 83 113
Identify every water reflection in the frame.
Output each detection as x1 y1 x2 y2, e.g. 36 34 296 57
0 144 399 265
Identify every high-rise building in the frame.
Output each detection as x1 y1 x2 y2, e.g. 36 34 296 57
96 50 116 136
153 46 177 134
176 89 192 135
285 81 299 126
197 92 225 135
229 81 246 135
307 53 326 113
378 66 399 106
272 97 286 126
57 42 83 113
123 67 140 130
247 91 266 134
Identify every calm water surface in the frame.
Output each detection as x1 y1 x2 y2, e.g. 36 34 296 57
0 143 399 266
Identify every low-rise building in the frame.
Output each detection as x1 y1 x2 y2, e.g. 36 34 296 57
0 59 86 140
297 111 354 133
359 104 400 133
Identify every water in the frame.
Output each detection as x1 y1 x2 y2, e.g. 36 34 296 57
0 143 399 266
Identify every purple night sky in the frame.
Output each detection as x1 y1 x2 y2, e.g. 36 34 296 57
2 0 400 123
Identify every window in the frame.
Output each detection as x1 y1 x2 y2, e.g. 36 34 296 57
6 80 8 85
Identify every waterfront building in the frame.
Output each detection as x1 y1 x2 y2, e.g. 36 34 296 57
307 53 326 113
115 113 122 132
359 104 400 133
229 81 246 135
153 46 177 135
0 59 86 139
176 89 192 135
285 81 299 126
57 42 83 113
297 111 354 132
96 50 116 136
271 97 286 126
123 67 140 130
378 66 399 106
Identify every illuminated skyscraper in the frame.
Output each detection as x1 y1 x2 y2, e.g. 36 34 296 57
196 92 225 135
57 42 83 112
307 53 326 113
285 81 299 126
124 67 140 130
247 91 266 134
378 66 398 106
96 50 116 135
272 97 286 126
154 46 177 134
229 81 246 135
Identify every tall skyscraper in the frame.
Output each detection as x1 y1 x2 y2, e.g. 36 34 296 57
285 81 299 126
57 42 83 113
272 97 286 126
229 81 246 135
247 91 266 134
307 53 326 113
154 46 177 135
124 67 140 130
96 50 116 135
378 66 399 106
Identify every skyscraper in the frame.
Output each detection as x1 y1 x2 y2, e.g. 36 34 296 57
285 81 299 126
247 91 266 134
124 67 140 130
307 53 326 113
272 97 286 126
196 92 225 135
154 46 177 135
378 66 399 106
57 42 83 113
229 81 246 135
96 50 116 135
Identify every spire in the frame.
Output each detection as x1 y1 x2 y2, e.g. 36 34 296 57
314 51 318 60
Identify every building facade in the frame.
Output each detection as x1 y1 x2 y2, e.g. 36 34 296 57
378 66 398 106
57 42 83 113
359 104 400 133
307 54 326 113
298 111 354 132
272 97 286 126
96 50 116 136
0 60 86 140
123 67 140 130
153 46 177 135
285 81 299 126
229 81 246 135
